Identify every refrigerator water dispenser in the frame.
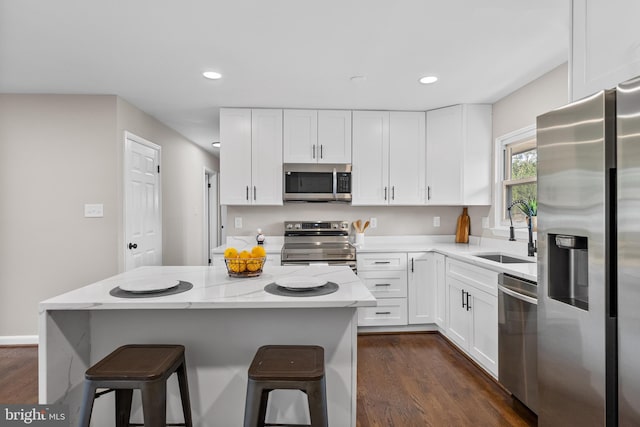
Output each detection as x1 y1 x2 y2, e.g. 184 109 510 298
548 234 589 310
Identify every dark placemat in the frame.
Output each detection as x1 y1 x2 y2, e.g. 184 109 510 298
110 281 193 298
264 281 339 297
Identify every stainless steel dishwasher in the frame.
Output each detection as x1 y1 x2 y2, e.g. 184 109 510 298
498 272 538 414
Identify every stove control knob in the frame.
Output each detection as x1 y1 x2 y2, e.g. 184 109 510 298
332 223 338 229
286 224 293 230
294 223 302 229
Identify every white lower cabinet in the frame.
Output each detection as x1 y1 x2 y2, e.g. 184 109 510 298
407 252 435 324
357 253 408 326
445 258 498 377
434 253 447 330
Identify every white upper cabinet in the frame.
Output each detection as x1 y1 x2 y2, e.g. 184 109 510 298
220 108 283 205
352 111 390 205
318 110 352 163
283 110 317 163
426 104 491 206
571 0 640 101
352 111 425 205
283 109 351 164
389 112 426 205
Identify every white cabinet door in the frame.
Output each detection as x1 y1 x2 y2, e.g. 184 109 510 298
434 253 447 329
318 110 351 164
446 276 469 350
283 109 318 163
251 109 283 205
426 105 463 205
359 270 407 299
357 298 408 327
571 0 640 101
469 289 498 377
220 108 252 205
407 252 435 324
426 104 491 205
389 112 426 205
352 111 390 205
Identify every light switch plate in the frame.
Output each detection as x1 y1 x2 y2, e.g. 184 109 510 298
234 217 243 228
84 204 104 218
433 216 440 227
370 217 377 228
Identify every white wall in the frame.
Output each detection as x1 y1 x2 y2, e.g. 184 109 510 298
485 62 569 235
0 94 218 336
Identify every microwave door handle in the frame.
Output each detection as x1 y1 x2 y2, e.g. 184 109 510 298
333 168 337 200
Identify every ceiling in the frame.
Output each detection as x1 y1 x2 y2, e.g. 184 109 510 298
0 1 570 155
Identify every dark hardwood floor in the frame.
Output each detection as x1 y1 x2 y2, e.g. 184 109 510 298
0 345 38 404
0 335 536 426
357 333 536 427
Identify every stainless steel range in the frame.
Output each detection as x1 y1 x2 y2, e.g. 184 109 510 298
280 220 356 272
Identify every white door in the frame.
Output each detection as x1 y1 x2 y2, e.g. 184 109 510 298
446 276 470 351
389 112 426 205
426 105 463 205
124 134 162 271
205 171 219 265
283 109 318 163
351 111 389 205
251 109 283 205
220 108 252 205
469 289 498 376
317 110 352 164
407 252 434 324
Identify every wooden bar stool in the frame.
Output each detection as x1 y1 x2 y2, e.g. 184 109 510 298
78 344 193 427
243 345 328 427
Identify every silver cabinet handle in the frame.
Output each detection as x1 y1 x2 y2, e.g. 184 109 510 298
312 145 316 159
320 144 323 159
253 186 256 200
246 186 249 200
498 285 538 305
392 186 395 200
461 289 466 308
411 258 414 272
375 311 391 315
427 186 431 200
384 187 387 200
374 261 391 264
375 283 391 287
466 291 471 311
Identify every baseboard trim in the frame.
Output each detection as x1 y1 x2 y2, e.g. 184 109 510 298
0 335 38 345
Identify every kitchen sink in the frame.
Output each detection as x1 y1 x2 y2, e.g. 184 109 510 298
474 253 535 264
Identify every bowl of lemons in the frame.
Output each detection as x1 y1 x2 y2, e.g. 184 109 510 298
224 246 267 277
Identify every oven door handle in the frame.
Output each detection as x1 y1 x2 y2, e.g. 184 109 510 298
498 285 538 305
332 167 337 200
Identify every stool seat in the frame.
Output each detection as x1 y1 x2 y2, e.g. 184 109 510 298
86 344 185 381
244 345 328 427
248 345 324 381
79 344 193 427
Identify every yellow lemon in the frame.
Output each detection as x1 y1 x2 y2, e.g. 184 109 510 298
251 246 266 257
228 259 245 273
224 247 238 259
239 250 251 259
246 258 263 272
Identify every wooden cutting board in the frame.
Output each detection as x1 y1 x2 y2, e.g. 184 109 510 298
455 207 470 243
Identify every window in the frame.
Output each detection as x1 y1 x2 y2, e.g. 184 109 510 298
503 138 537 222
495 125 537 228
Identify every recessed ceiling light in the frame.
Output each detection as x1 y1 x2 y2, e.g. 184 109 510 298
212 141 220 148
203 71 222 80
419 76 438 85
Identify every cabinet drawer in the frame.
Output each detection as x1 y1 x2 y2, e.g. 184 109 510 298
357 253 407 271
358 271 407 298
446 258 498 296
358 298 408 326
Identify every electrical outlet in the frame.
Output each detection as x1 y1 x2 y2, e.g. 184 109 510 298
370 217 377 228
84 204 104 218
433 216 440 227
234 217 243 228
482 216 490 229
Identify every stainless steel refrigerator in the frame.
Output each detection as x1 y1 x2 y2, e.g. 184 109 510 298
537 75 640 426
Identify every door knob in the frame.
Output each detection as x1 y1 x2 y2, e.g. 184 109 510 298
128 243 138 250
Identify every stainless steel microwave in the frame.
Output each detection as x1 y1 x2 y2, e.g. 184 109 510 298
283 164 352 202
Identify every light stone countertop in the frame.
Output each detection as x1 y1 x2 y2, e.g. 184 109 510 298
39 264 376 311
214 234 538 282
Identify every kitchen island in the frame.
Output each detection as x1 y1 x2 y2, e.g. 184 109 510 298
39 265 375 426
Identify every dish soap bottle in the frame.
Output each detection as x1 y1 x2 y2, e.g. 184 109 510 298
455 207 470 243
256 228 265 245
